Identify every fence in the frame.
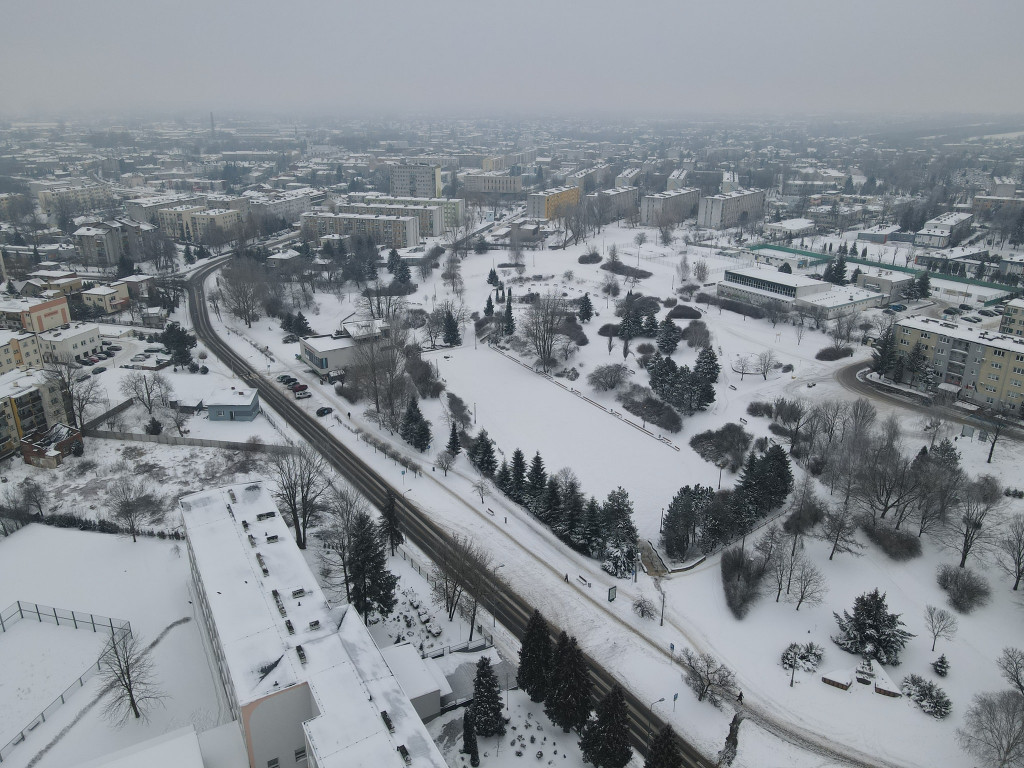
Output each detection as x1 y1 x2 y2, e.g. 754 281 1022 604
82 428 300 455
82 397 136 431
0 601 132 764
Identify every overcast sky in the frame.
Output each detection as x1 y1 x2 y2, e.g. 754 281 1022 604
2 0 1023 120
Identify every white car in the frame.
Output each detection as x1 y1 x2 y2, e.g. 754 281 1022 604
295 391 312 399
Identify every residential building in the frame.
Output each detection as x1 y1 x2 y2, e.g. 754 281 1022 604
972 195 1024 218
126 193 205 224
564 164 610 191
180 483 447 768
998 298 1024 335
156 205 207 240
346 194 464 230
615 167 642 188
73 217 157 266
0 369 72 457
914 212 973 248
526 186 581 220
205 387 259 421
0 295 71 333
82 282 130 314
806 203 862 230
462 172 524 195
26 269 82 296
990 177 1019 198
300 212 419 249
36 184 114 217
190 208 242 243
389 164 442 198
333 202 443 238
893 314 1024 410
0 330 42 372
243 187 316 222
587 186 639 222
640 188 699 226
481 148 537 172
37 323 102 363
697 189 765 229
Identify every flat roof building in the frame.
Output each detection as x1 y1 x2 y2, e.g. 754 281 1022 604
526 186 580 220
697 189 765 229
640 188 699 226
301 212 419 249
915 212 973 248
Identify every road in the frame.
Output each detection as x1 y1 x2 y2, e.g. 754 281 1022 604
183 258 714 767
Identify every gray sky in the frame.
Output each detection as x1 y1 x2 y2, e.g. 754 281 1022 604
2 0 1023 119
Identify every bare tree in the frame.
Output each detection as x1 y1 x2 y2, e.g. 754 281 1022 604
164 405 190 437
997 515 1024 590
678 648 738 707
20 479 48 517
756 349 778 381
350 336 408 429
956 690 1024 768
818 505 864 560
769 549 794 602
520 291 568 372
107 477 163 543
794 319 807 346
731 355 754 381
981 406 1016 464
693 259 709 283
787 557 827 610
99 631 164 724
998 648 1024 698
218 258 267 328
119 371 171 415
317 483 368 602
269 445 330 549
945 475 1003 568
430 533 489 622
423 308 445 347
923 605 959 652
471 477 490 504
436 450 455 476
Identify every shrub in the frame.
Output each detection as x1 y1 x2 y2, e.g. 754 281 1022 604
632 596 656 620
615 293 661 318
694 292 716 305
932 654 949 677
199 365 209 374
936 564 991 613
71 440 85 457
601 261 652 279
718 298 764 319
587 364 629 391
618 385 682 433
781 642 824 672
861 520 922 561
663 297 678 307
667 304 701 320
746 401 774 418
689 423 752 471
720 547 764 619
335 383 361 403
597 322 621 337
145 417 163 435
815 346 854 361
900 674 951 719
557 316 589 347
578 251 602 265
781 363 794 373
636 342 655 355
767 422 792 439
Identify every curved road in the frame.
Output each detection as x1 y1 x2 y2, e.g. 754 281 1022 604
183 259 713 767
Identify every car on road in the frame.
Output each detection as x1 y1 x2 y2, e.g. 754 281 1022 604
316 407 333 417
92 366 107 374
889 303 907 312
978 309 996 317
295 390 311 399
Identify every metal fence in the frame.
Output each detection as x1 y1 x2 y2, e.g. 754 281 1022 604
0 601 132 764
82 428 299 455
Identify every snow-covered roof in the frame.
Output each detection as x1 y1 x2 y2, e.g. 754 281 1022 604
75 726 205 768
797 287 880 308
380 642 453 701
724 266 823 289
205 387 257 408
301 334 355 354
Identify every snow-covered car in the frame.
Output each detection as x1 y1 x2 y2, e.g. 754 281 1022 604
295 391 311 399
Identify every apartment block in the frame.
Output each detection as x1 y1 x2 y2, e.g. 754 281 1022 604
82 282 131 314
243 187 317 221
156 205 207 240
462 172 524 195
389 164 442 198
37 184 114 217
893 315 1024 410
526 186 581 220
301 212 419 249
333 202 443 238
0 295 71 333
0 369 72 457
481 148 537 172
346 193 464 230
640 188 700 226
998 298 1024 335
126 193 206 224
587 186 639 221
73 217 158 266
914 212 973 248
615 167 642 188
697 188 765 229
37 323 102 363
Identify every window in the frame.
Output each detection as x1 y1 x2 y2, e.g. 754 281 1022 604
1014 367 1024 375
984 385 997 393
939 335 951 343
900 339 910 346
268 760 279 768
992 362 1003 369
295 748 307 763
994 349 1006 357
1013 379 1023 388
988 374 1000 381
902 328 912 335
1016 355 1024 362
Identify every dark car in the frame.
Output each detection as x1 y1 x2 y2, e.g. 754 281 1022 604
75 373 91 382
106 345 122 352
92 366 107 374
281 377 297 386
942 307 960 315
979 309 996 317
316 407 333 417
889 303 907 312
276 374 292 382
959 303 973 311
290 383 308 393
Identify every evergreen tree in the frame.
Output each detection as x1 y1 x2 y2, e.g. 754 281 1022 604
850 266 862 283
778 262 793 274
872 327 898 374
582 498 606 557
503 294 515 336
557 478 586 547
494 460 511 494
821 261 834 284
400 398 425 447
645 725 683 768
443 310 462 345
386 247 401 274
601 487 639 578
656 319 682 355
509 448 527 503
891 354 906 384
932 654 949 677
484 295 494 317
832 254 848 285
906 342 926 386
538 475 562 524
462 710 480 767
579 685 632 768
183 244 195 264
760 444 794 511
470 657 507 737
917 270 931 298
393 259 412 284
281 312 295 333
694 346 721 384
380 490 403 555
525 452 547 506
545 633 592 734
618 310 642 342
487 267 499 286
642 313 659 337
347 511 399 623
446 421 461 456
517 610 552 702
578 293 594 323
661 485 714 558
293 311 313 336
413 418 432 452
832 588 914 665
116 255 134 278
471 430 498 475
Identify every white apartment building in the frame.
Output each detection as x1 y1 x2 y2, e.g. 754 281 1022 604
181 483 447 768
914 212 974 248
389 165 442 198
666 168 690 191
36 184 114 217
565 164 610 190
37 323 102 363
301 212 420 249
243 187 316 222
615 167 642 188
462 172 523 195
125 193 206 224
587 186 639 222
346 194 464 230
333 202 444 238
697 188 766 229
640 188 700 226
481 148 537 172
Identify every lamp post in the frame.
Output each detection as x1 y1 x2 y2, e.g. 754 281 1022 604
647 697 665 749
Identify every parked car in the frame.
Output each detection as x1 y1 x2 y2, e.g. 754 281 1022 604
942 307 960 315
131 354 147 361
92 366 107 374
962 316 981 324
959 303 973 311
889 303 907 312
882 308 895 315
75 373 91 382
106 345 122 352
994 306 1006 314
80 358 94 366
281 377 297 386
295 390 312 399
316 407 333 417
276 374 292 382
282 334 299 344
979 309 996 317
145 347 163 353
290 383 308 393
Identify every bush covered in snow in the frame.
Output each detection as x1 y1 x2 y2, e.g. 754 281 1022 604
781 642 824 672
815 346 853 361
689 423 752 472
861 519 922 561
746 401 774 418
937 564 991 613
578 251 602 265
720 546 765 619
601 261 652 280
900 674 952 719
617 385 682 433
667 304 701 320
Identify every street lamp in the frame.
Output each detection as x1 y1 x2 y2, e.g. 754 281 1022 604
647 697 665 749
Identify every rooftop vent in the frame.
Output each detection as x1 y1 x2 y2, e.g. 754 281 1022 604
241 520 249 531
256 511 275 522
256 553 269 576
272 589 287 617
248 534 257 548
291 588 306 599
266 534 279 544
228 489 237 503
397 745 411 765
296 645 307 664
308 619 320 631
285 619 295 635
381 710 395 733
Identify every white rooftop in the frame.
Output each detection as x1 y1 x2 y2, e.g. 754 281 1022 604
724 265 824 289
205 386 257 407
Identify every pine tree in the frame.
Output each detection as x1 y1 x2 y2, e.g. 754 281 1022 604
525 452 547 506
656 319 682 355
642 313 659 337
821 261 834 283
645 725 683 768
517 610 552 702
503 294 515 335
694 347 721 384
557 478 586 547
413 418 432 452
917 270 931 298
347 511 399 623
494 460 511 494
583 498 606 557
462 710 480 767
293 312 313 336
832 588 914 665
446 421 461 456
545 633 592 734
760 444 794 512
400 398 424 446
487 267 499 286
832 254 848 285
380 490 403 555
509 448 527 503
471 430 497 476
872 327 898 374
579 685 632 768
393 259 411 284
601 487 639 578
537 476 562 524
850 266 862 284
470 657 507 737
443 310 462 346
618 310 641 342
578 293 594 323
891 354 905 384
484 295 494 317
386 248 401 274
932 654 949 677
